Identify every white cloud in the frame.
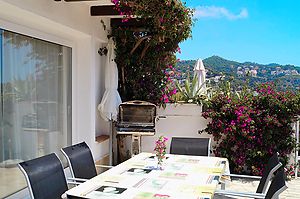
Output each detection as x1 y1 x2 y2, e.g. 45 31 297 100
194 6 248 20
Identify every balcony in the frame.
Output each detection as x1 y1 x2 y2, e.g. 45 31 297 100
0 0 300 198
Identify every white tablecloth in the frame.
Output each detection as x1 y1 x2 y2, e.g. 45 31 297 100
66 153 230 199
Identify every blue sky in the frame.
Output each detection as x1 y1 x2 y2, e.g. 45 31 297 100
178 0 300 66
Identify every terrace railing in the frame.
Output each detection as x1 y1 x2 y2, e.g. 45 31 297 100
295 118 300 178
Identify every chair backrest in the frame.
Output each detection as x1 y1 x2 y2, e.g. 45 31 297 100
18 153 68 199
265 167 287 199
170 137 211 156
256 152 282 194
61 142 97 179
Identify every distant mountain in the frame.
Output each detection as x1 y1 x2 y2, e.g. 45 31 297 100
176 56 300 90
204 55 241 68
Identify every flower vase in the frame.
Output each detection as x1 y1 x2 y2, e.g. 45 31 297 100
154 135 168 170
156 156 164 170
157 161 163 170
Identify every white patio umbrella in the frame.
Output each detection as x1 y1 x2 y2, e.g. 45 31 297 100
98 38 122 121
193 58 207 93
97 38 122 165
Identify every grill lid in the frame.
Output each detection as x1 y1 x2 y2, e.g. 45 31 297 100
117 100 156 128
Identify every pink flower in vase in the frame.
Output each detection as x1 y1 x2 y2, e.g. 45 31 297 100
154 136 168 169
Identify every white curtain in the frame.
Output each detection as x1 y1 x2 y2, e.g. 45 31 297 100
1 31 71 162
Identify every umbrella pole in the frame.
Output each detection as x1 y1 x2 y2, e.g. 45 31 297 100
109 118 113 166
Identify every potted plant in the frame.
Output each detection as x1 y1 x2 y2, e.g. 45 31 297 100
173 75 209 105
147 75 211 155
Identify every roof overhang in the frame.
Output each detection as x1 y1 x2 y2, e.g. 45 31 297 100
54 0 148 27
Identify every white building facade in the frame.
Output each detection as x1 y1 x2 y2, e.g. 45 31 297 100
0 0 111 198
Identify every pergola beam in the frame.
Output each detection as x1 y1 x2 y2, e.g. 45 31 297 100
91 5 121 16
91 5 132 17
65 0 96 1
54 0 114 4
55 1 147 27
111 18 148 27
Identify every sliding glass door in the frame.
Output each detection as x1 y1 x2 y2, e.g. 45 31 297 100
0 29 72 198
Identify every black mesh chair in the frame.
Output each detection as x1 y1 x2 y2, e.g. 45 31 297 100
170 137 211 156
61 142 112 182
255 153 282 193
215 167 287 199
264 167 287 199
18 153 68 199
216 153 282 196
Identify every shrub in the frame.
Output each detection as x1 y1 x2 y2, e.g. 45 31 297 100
202 82 300 175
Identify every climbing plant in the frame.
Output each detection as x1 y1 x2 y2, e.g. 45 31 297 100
111 0 194 104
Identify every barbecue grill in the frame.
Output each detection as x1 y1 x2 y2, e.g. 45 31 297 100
116 100 156 157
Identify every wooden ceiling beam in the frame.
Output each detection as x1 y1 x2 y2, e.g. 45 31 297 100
91 5 132 16
55 1 148 27
54 0 113 3
111 18 148 27
65 0 94 1
110 18 151 29
91 5 119 16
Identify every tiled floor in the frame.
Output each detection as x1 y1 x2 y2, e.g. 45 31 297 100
1 160 300 198
282 178 300 199
218 177 300 198
0 155 110 198
0 167 26 198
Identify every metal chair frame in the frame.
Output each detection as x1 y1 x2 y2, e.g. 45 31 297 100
18 153 69 199
61 141 113 183
216 167 287 199
221 152 282 194
170 137 211 156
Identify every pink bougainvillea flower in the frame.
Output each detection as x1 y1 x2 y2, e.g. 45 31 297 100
201 82 299 175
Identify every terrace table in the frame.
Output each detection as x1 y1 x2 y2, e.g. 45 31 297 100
66 153 229 199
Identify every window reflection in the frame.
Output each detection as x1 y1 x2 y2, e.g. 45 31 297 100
0 30 72 198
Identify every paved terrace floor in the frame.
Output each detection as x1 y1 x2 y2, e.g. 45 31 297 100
217 177 300 198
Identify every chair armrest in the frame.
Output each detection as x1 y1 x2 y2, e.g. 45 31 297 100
95 164 114 169
66 181 81 185
215 190 265 198
225 173 262 180
68 177 87 182
67 177 87 185
61 193 67 199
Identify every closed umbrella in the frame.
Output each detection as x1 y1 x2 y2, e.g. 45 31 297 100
98 38 121 121
193 58 206 93
97 38 121 165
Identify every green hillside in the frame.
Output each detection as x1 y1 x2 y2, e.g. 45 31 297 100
176 56 300 90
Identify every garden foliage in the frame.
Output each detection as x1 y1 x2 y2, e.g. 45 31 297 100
202 82 300 175
111 0 193 105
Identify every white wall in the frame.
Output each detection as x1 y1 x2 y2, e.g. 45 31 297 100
95 43 110 138
141 104 211 154
116 104 211 162
0 0 110 161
